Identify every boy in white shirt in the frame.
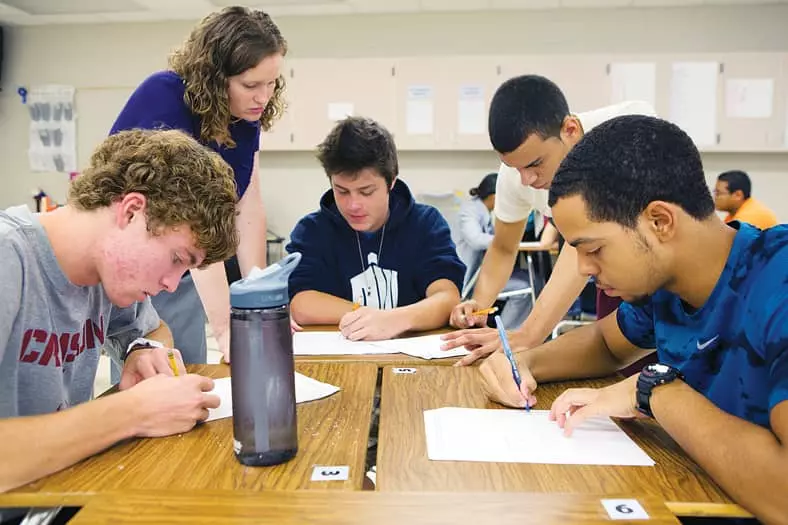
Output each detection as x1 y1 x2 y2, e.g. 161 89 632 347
443 75 654 364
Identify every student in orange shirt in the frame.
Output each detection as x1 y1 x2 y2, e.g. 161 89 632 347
714 170 778 230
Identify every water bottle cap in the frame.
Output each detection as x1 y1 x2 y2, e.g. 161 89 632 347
229 252 301 309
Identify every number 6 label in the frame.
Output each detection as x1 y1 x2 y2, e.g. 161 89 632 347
601 499 649 520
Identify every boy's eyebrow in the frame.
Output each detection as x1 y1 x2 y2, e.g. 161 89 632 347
334 183 375 191
568 237 602 248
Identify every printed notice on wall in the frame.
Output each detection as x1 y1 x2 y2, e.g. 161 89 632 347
670 62 718 147
725 78 773 119
609 62 656 109
27 85 77 173
458 84 485 135
406 85 434 135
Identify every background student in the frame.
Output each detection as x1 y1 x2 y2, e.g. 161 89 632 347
457 172 557 328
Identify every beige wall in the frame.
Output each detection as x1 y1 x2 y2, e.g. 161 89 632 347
1 5 787 237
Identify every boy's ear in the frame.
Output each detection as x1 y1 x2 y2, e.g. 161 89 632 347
116 192 147 229
643 201 677 242
560 115 583 144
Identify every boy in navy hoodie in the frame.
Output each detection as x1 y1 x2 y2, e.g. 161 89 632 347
287 117 465 341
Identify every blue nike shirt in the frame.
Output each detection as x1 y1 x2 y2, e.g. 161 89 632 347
617 222 788 428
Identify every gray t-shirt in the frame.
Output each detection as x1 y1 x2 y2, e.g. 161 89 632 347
0 205 160 418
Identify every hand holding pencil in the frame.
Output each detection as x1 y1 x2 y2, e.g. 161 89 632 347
118 346 187 391
167 350 180 377
449 299 497 329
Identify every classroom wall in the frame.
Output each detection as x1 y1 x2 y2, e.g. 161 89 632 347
1 4 787 238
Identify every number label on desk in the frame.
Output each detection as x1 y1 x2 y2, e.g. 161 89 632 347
601 499 649 520
392 367 417 374
311 465 349 481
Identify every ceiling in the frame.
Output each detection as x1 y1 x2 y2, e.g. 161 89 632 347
0 0 783 25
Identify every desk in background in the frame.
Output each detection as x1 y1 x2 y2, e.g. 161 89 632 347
376 365 749 519
4 362 376 501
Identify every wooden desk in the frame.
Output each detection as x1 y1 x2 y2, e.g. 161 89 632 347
294 325 461 367
5 362 376 499
376 365 749 519
60 491 679 524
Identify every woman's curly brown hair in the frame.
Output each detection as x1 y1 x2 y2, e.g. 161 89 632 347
169 6 288 147
69 129 239 267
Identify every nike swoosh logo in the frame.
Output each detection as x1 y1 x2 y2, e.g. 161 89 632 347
697 335 720 350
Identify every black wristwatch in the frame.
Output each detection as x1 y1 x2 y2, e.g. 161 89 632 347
636 363 683 418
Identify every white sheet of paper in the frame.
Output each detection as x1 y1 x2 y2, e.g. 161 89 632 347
328 102 354 121
725 78 773 119
406 85 434 135
424 407 654 466
609 62 656 109
669 62 718 147
372 334 469 360
406 100 433 135
205 373 340 422
458 84 485 135
293 331 469 360
293 331 399 356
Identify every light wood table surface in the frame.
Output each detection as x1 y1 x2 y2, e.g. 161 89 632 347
36 490 679 524
376 365 750 519
3 362 377 501
294 325 462 367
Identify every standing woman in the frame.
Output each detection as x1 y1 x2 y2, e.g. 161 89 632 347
110 6 286 363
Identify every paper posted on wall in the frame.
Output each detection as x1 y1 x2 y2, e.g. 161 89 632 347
27 85 77 173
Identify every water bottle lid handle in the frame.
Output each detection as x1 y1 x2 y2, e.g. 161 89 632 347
230 252 302 309
275 252 301 283
245 252 302 285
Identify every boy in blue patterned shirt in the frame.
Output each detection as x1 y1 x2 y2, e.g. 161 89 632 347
480 115 787 523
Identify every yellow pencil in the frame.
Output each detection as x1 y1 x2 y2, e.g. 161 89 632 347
167 349 180 377
470 306 498 316
352 302 361 311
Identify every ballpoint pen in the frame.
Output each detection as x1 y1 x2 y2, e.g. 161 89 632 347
494 314 529 411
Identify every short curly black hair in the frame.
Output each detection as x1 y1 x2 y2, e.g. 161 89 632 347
548 115 715 228
488 75 569 154
316 116 398 187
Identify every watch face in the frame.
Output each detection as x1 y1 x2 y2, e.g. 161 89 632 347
643 363 674 379
651 363 672 374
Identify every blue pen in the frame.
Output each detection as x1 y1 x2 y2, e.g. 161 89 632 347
494 315 529 411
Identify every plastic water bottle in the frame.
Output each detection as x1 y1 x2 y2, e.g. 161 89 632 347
229 252 301 466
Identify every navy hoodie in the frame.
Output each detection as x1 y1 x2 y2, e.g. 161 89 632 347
287 179 465 309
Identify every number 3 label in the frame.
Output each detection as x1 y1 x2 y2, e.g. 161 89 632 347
601 499 649 520
311 465 349 481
